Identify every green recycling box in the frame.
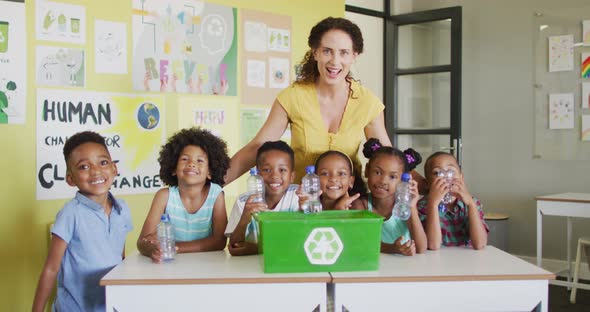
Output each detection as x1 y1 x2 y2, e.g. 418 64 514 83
254 210 383 273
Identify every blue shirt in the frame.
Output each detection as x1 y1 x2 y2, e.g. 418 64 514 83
52 192 133 312
165 183 223 242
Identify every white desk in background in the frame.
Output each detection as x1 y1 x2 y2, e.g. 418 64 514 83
536 193 590 290
331 246 554 312
100 251 330 312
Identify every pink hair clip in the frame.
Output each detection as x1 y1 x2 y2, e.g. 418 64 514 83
371 143 380 151
406 153 416 164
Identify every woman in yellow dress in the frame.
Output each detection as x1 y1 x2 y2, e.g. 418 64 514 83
226 17 391 188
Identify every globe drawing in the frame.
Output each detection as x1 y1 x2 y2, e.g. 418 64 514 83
137 102 160 130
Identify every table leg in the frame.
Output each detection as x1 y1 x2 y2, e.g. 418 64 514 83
567 217 572 287
537 206 542 267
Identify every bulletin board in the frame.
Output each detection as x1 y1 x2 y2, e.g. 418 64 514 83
533 8 590 160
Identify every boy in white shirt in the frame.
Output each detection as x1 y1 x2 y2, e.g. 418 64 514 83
225 141 299 255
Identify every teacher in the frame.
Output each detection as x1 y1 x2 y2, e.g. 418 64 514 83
226 17 391 186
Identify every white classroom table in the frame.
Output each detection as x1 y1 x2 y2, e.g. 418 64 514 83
331 246 554 312
100 250 330 312
536 193 590 290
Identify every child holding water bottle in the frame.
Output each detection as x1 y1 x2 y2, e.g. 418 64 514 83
225 141 300 256
418 151 488 250
350 138 426 255
307 150 362 210
137 127 230 262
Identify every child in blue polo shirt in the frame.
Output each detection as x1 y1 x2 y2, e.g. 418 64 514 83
33 131 133 312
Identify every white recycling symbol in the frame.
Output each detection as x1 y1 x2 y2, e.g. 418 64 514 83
304 227 343 265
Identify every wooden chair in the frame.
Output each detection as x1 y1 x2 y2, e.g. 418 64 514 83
570 237 590 303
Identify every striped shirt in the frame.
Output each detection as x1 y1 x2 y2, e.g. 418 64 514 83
165 183 222 242
418 195 488 247
367 195 411 244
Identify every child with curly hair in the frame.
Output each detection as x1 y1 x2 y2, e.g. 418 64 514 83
137 127 230 262
351 138 426 256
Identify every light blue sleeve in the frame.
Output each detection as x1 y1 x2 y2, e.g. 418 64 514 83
51 202 76 244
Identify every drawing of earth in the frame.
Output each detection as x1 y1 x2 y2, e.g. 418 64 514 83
137 102 160 130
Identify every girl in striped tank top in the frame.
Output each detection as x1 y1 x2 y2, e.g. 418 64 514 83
351 138 427 256
138 127 230 263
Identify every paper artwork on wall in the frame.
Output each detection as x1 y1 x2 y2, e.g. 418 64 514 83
0 0 26 124
582 83 590 109
36 89 165 200
548 35 574 72
247 59 265 88
582 115 590 141
268 27 290 52
95 20 127 74
583 20 590 46
193 109 225 137
240 108 269 146
582 53 590 78
36 0 86 44
132 0 237 95
549 93 574 129
36 46 85 87
268 57 289 89
244 21 267 52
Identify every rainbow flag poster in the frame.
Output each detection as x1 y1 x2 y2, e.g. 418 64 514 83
582 53 590 78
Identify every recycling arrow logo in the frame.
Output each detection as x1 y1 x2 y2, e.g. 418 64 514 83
304 227 343 265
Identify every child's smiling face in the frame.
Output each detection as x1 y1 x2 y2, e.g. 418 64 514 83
316 153 354 201
257 150 295 198
366 154 405 200
66 142 117 202
174 145 211 186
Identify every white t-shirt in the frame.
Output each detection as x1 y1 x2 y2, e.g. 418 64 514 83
225 184 299 242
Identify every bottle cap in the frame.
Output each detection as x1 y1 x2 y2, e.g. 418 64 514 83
249 167 258 175
160 214 170 222
305 165 315 174
401 172 411 182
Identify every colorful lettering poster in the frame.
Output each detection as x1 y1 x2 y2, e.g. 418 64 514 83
583 20 590 46
95 20 127 74
36 89 165 200
132 0 237 95
0 0 26 124
549 93 574 129
36 46 85 87
193 109 225 137
582 53 590 78
582 82 590 109
548 35 574 72
36 0 86 44
582 115 590 141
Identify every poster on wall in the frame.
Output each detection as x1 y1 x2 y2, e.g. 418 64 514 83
95 20 127 74
36 89 165 200
132 0 237 95
582 82 590 109
240 9 292 105
583 20 590 46
582 53 590 78
549 93 574 129
193 109 225 137
548 35 573 72
36 46 85 87
0 0 26 124
35 0 86 44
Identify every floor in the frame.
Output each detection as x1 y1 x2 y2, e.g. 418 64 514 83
546 278 590 312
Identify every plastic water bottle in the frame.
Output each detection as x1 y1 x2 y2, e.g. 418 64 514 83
437 169 455 213
301 165 322 213
392 172 412 220
157 214 176 261
247 167 265 203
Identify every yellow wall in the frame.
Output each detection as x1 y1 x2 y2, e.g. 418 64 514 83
1 0 343 309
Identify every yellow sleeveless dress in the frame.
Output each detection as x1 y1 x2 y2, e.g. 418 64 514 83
277 80 384 182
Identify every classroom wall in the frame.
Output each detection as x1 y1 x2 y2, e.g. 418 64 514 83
395 0 590 261
0 0 343 309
